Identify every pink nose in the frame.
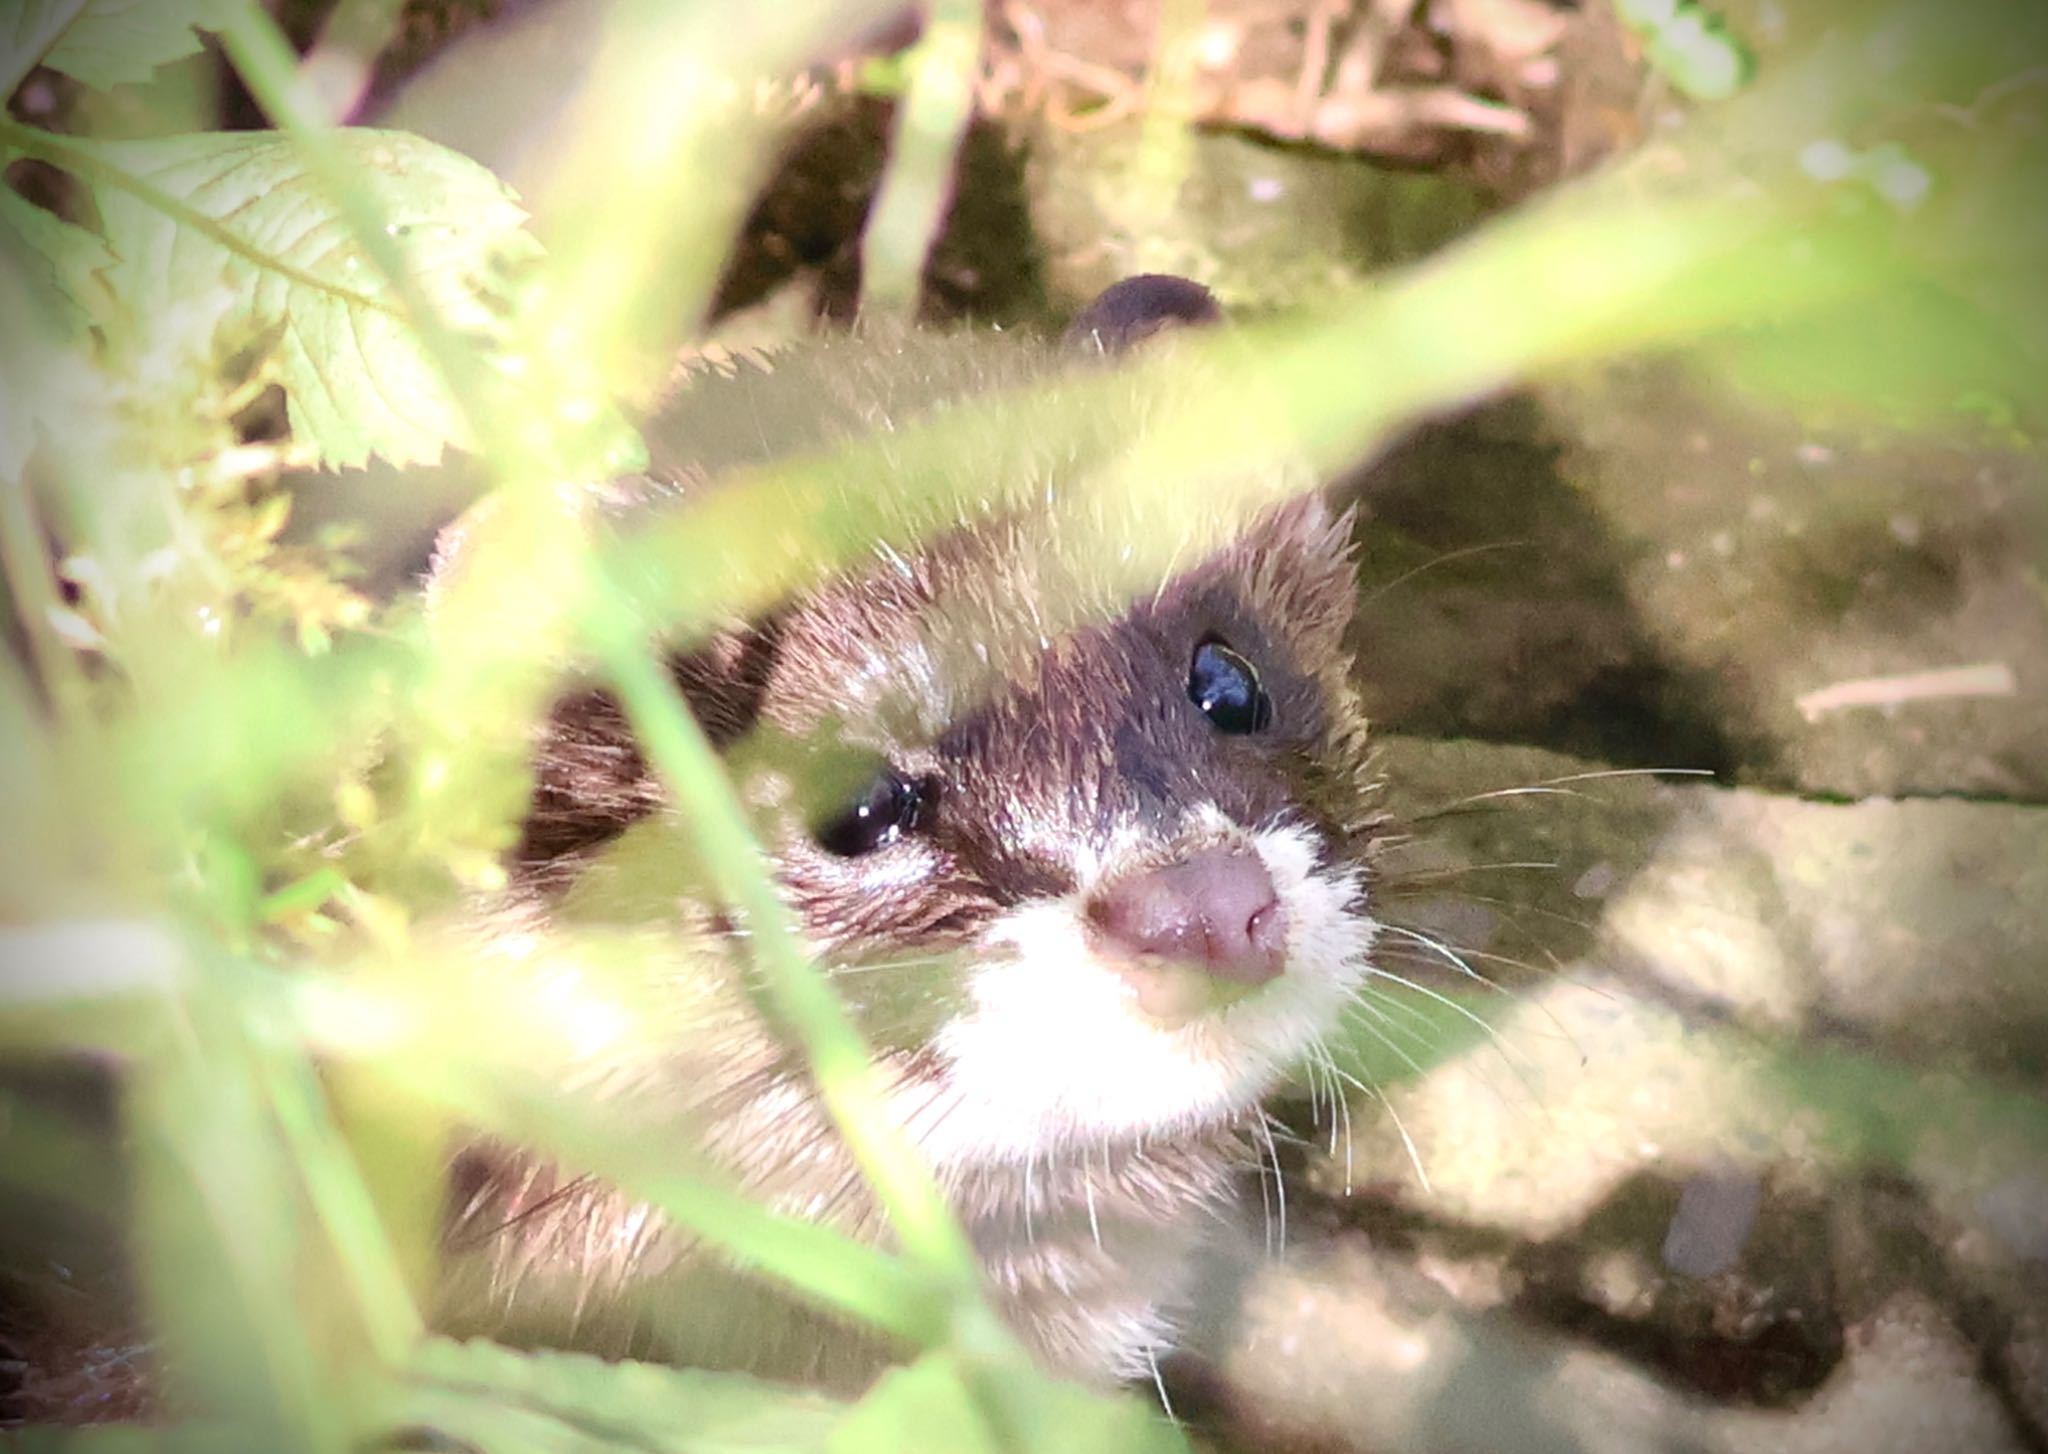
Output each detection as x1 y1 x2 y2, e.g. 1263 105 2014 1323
1088 846 1287 985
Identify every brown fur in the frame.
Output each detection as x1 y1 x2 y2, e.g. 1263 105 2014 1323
3 291 1381 1421
438 314 1380 1389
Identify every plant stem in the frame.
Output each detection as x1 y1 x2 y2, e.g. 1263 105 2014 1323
300 0 409 124
292 972 951 1344
0 463 90 724
256 1034 425 1364
589 608 990 1310
858 0 982 321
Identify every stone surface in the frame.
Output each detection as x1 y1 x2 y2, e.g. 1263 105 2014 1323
1208 736 2048 1451
1026 122 1491 314
1349 369 2048 801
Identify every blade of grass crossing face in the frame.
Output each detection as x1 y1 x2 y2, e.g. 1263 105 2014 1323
589 618 984 1294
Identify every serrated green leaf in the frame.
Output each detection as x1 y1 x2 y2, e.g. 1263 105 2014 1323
390 1338 845 1454
0 340 27 479
0 0 86 99
0 230 100 480
0 184 116 339
72 127 540 469
5 1422 245 1454
830 1354 1189 1454
829 1356 999 1454
3 0 240 96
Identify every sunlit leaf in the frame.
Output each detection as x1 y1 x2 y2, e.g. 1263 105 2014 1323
1613 0 1752 101
389 1338 844 1454
127 948 343 1447
64 128 540 469
0 185 115 341
2 0 240 95
833 1354 1188 1454
1661 6 2048 435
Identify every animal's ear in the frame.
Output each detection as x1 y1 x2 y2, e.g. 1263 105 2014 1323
1245 494 1354 568
1239 494 1361 650
1062 274 1222 356
515 622 780 870
421 491 498 613
671 621 782 747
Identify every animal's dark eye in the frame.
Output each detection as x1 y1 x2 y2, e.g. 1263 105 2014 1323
814 766 924 857
1188 638 1273 735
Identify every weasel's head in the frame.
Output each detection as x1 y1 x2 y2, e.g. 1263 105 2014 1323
508 284 1378 1170
523 495 1377 1169
815 497 1377 1168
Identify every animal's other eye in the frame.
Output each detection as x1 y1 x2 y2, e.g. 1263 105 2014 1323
814 766 925 857
1188 638 1273 735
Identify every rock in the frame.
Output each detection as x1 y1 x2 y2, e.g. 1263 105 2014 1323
1220 737 2048 1450
1025 123 1490 314
1542 366 2048 801
1716 1296 2029 1454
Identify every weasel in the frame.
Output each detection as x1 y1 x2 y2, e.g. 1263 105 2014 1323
431 277 1384 1390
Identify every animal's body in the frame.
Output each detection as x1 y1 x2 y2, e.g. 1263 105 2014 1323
434 280 1385 1389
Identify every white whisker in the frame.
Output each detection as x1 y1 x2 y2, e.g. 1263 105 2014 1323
1256 1112 1288 1259
1378 933 1550 986
1358 540 1531 608
1330 1062 1431 1194
1307 1040 1355 1195
1375 923 1496 987
1349 980 1463 1043
1414 767 1714 820
1334 998 1440 1085
1379 858 1562 878
1148 1346 1178 1423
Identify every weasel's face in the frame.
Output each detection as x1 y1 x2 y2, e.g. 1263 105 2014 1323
525 499 1377 1169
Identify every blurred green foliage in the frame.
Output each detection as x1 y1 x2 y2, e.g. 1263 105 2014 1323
0 0 2042 1449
